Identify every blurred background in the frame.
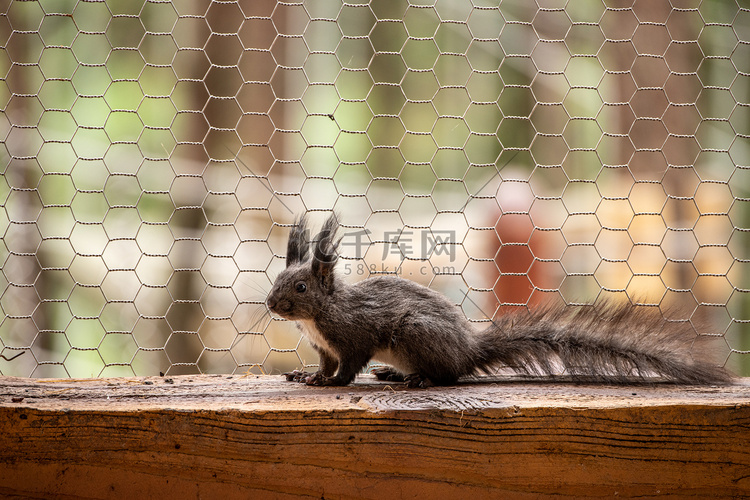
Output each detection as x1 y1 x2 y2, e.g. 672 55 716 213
0 0 748 377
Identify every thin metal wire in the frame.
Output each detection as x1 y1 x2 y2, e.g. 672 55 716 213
0 0 747 377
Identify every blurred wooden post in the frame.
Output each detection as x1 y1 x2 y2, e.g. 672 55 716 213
1 375 748 499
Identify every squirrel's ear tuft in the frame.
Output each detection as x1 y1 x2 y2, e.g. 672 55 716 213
286 214 310 267
312 213 341 291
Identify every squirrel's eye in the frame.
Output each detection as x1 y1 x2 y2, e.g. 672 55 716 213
295 282 307 293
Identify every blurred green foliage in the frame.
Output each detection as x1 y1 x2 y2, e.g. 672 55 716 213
0 0 748 376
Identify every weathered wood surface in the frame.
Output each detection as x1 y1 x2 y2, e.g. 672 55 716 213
1 374 749 499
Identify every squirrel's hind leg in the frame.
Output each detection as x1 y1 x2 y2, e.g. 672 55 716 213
373 367 450 388
372 366 405 382
404 373 435 388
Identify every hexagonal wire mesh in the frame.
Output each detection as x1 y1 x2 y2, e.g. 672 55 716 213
0 0 748 378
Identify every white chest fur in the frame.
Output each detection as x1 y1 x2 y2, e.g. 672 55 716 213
297 319 333 354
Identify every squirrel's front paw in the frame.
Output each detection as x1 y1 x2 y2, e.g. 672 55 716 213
283 369 314 383
284 370 347 386
283 369 333 386
305 371 337 386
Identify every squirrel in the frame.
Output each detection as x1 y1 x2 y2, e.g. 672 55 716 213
266 213 733 387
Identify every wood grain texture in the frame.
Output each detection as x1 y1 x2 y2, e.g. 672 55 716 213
1 374 749 499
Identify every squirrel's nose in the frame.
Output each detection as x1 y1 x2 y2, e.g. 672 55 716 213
266 296 277 311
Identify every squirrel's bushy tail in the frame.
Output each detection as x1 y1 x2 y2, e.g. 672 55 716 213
474 301 732 384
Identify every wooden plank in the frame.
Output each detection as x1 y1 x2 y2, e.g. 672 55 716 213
1 375 749 499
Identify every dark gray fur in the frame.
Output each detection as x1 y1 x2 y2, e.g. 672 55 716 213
266 214 733 387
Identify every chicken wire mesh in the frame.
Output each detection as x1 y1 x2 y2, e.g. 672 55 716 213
0 0 748 378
